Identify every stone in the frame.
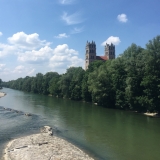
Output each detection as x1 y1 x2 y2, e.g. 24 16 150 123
24 113 32 116
40 126 53 136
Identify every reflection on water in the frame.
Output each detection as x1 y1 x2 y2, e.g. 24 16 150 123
0 88 160 160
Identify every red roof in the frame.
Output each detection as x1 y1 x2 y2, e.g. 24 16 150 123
96 56 108 61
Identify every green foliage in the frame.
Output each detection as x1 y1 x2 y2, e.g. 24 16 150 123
42 72 59 95
140 36 160 112
110 58 127 109
0 79 2 89
3 35 160 113
49 74 61 97
81 61 104 102
58 67 85 100
88 62 115 107
122 44 145 111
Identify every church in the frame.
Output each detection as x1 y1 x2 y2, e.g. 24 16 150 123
85 41 115 70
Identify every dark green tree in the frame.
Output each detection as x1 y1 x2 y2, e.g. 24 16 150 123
0 79 2 89
110 57 127 109
49 75 61 97
42 72 59 95
88 61 115 107
82 61 104 102
141 36 160 112
123 44 145 111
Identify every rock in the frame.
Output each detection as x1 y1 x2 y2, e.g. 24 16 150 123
40 126 53 136
4 126 94 160
24 113 32 116
0 92 6 98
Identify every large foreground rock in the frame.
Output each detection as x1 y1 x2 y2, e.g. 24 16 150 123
4 126 94 160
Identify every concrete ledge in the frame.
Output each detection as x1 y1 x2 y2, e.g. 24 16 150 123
4 126 94 160
144 112 159 117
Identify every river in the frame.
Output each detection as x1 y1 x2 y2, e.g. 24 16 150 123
0 88 160 160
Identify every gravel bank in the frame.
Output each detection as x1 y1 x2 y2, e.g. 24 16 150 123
4 126 94 160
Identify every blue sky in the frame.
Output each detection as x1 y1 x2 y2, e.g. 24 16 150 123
0 0 160 81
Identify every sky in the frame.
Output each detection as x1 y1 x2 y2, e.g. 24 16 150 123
0 0 160 81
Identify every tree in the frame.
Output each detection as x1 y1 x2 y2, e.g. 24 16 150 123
110 57 127 109
141 36 160 112
42 72 59 95
59 67 85 99
88 61 115 107
123 44 145 111
31 73 44 94
82 61 104 102
0 79 2 89
49 73 61 97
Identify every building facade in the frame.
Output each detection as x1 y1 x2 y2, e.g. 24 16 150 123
85 41 115 70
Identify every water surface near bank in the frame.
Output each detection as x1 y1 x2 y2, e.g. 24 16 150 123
0 88 160 160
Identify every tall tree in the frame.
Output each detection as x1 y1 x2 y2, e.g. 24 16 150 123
123 44 145 111
82 61 104 102
110 57 127 109
88 61 115 107
141 36 160 112
42 72 59 95
0 79 2 89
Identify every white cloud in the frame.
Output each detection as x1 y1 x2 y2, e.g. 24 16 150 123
71 27 84 34
49 44 84 72
0 32 3 36
101 36 121 46
0 64 10 80
59 0 75 5
0 43 17 57
54 33 69 38
0 31 84 81
18 46 52 63
0 32 51 58
117 14 128 23
61 12 84 25
13 65 24 73
27 68 35 75
1 65 36 81
8 32 50 50
0 64 6 70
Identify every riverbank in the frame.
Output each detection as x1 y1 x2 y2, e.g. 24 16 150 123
0 92 6 98
4 126 94 160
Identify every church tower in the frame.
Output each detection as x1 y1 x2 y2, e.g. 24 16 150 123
85 41 96 70
105 43 115 59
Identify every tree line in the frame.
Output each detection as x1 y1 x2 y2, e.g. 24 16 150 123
2 36 160 113
0 79 2 89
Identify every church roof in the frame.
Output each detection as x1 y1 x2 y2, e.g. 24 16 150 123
96 56 108 61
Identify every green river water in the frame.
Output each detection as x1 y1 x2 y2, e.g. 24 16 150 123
0 88 160 160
